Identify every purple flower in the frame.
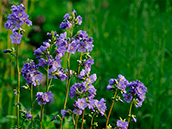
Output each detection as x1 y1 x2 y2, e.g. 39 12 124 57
26 113 32 120
56 40 68 53
21 61 42 86
58 71 67 81
84 59 94 71
96 98 106 116
10 32 22 44
88 99 98 111
46 55 54 66
77 41 87 52
69 85 77 99
55 51 64 59
76 15 82 25
35 91 54 105
132 117 137 122
117 120 128 129
67 42 77 54
34 45 47 55
4 21 14 30
49 59 62 73
73 108 82 115
5 4 32 30
86 74 97 84
117 81 126 90
64 13 70 21
127 80 147 107
109 79 117 85
3 49 11 53
78 30 88 40
38 58 46 67
75 98 88 110
51 116 56 121
61 109 69 117
118 74 127 81
32 71 43 86
107 85 113 90
60 20 72 29
88 85 96 95
123 93 133 103
71 9 77 15
79 69 87 79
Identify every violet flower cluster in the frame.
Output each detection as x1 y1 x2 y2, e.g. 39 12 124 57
107 74 147 128
51 10 107 119
35 91 54 105
4 4 32 44
65 58 106 116
21 60 43 86
116 119 128 129
107 74 147 107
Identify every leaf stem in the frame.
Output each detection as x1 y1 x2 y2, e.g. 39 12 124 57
75 114 79 129
60 52 71 129
105 89 118 129
77 52 83 82
46 65 49 92
16 44 20 129
81 110 85 129
127 100 134 129
90 116 94 129
31 84 33 128
40 105 44 129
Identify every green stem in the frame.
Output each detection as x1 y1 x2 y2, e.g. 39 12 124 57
47 77 53 91
46 65 49 92
16 44 20 129
31 84 33 128
60 53 71 129
105 89 118 129
60 20 74 129
81 110 85 129
75 115 79 129
77 52 83 82
72 114 75 126
127 100 134 129
90 116 94 129
40 105 44 129
38 84 39 92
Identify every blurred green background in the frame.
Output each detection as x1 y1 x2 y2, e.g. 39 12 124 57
0 0 172 128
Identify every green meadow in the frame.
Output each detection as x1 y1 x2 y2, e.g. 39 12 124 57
0 0 172 128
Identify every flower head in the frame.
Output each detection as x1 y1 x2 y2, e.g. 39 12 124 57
116 119 128 129
10 32 22 44
35 91 54 105
26 113 32 120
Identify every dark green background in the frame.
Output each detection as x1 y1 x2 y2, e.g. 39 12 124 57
0 0 172 128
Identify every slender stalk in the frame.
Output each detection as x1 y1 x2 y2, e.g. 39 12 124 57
38 85 39 92
60 53 71 129
72 114 75 126
31 84 33 128
60 20 74 129
90 116 94 129
81 110 85 129
16 44 20 129
77 52 83 82
40 105 44 129
48 77 53 91
75 115 79 129
64 53 71 109
46 65 49 92
105 89 118 129
127 100 134 128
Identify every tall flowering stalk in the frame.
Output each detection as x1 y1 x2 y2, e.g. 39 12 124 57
106 75 147 128
4 4 32 128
